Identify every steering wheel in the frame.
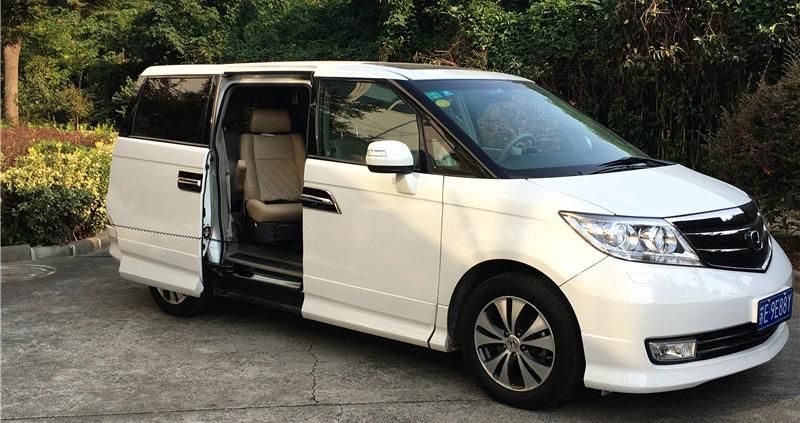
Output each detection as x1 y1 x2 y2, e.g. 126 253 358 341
387 99 404 111
497 132 536 163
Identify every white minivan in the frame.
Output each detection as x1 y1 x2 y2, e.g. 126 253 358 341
106 61 793 408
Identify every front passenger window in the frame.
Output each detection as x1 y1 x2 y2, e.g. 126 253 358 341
319 80 422 166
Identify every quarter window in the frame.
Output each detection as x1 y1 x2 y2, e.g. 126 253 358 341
131 77 213 145
318 80 422 166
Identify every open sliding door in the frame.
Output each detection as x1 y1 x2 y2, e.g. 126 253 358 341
107 76 217 296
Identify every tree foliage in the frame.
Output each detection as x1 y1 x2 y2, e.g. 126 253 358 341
3 0 799 246
379 0 800 166
708 50 800 233
6 0 800 167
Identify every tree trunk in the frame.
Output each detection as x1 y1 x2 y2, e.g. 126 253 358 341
3 40 22 127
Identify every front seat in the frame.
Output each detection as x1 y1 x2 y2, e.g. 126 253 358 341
239 109 305 241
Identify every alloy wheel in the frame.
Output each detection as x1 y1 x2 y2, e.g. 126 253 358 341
473 296 555 392
156 288 187 305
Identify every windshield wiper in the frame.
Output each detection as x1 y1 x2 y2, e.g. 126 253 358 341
586 156 673 175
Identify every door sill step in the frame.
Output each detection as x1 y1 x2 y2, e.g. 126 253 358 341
226 252 302 278
209 267 303 314
249 272 301 290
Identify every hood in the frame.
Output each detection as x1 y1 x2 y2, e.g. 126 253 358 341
528 164 752 217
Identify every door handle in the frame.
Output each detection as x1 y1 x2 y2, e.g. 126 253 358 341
301 187 341 214
301 194 333 206
177 171 203 193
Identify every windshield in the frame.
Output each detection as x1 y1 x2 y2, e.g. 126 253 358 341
411 79 648 178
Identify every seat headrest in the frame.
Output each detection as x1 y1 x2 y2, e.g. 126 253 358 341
249 109 291 134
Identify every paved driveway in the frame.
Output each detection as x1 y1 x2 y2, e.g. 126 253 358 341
2 256 799 422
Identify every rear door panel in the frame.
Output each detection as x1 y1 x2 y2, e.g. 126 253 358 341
107 75 218 296
107 137 209 296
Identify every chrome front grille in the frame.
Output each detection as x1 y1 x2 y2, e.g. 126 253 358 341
695 323 778 361
668 201 771 271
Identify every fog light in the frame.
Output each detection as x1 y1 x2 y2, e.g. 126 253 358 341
647 339 696 363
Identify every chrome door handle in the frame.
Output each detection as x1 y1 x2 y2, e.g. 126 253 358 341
301 187 341 214
177 171 203 193
177 177 201 186
300 193 333 205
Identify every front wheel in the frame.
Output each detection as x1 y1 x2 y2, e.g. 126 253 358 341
458 271 584 409
149 286 212 317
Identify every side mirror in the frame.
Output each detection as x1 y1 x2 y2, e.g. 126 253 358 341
365 140 414 174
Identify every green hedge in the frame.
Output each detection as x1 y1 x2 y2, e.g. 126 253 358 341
1 140 113 246
378 0 799 167
707 54 800 233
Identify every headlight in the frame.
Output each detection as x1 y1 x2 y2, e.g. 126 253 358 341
560 212 701 266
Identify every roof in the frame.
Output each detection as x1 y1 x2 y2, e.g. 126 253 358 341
139 61 529 81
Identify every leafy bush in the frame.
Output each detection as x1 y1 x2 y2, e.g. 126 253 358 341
19 55 95 125
10 0 799 170
0 124 116 168
707 55 800 233
378 0 800 165
1 140 114 246
110 77 139 120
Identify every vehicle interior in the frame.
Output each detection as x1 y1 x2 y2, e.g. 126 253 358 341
215 83 310 290
210 79 472 297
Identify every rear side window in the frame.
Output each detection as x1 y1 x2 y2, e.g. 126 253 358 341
131 77 213 145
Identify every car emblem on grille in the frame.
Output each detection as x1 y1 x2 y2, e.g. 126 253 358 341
745 229 763 251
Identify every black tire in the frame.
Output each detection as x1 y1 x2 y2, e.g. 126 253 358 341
149 286 213 317
458 271 584 409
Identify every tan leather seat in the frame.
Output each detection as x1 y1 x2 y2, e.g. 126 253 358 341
239 109 305 222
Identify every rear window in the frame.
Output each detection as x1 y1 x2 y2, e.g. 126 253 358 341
131 77 213 145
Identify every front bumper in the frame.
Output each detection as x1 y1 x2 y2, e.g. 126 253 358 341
561 238 794 393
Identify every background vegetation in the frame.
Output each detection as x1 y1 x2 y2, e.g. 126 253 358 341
1 0 799 246
1 126 116 245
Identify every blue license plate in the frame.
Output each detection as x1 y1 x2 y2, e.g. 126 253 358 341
757 288 793 331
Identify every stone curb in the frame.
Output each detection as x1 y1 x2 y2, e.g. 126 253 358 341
1 231 110 263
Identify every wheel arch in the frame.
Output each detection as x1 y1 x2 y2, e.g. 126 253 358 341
446 259 580 348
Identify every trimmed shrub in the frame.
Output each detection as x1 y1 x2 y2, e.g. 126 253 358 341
0 124 115 169
1 140 114 246
706 56 800 233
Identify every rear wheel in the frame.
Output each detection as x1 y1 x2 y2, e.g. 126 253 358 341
459 271 583 409
149 286 212 317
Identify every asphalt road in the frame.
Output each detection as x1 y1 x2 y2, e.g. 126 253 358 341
2 255 799 422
